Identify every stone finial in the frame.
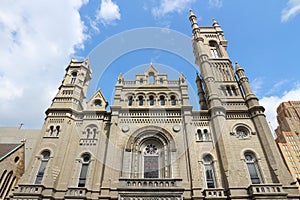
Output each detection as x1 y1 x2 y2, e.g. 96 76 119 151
212 18 220 27
235 62 243 72
189 9 196 17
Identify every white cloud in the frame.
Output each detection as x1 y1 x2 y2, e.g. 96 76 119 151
281 0 300 22
208 0 223 8
260 82 300 133
96 0 121 25
0 0 88 128
152 0 196 17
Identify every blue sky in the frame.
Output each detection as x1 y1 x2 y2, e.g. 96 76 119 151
0 0 299 130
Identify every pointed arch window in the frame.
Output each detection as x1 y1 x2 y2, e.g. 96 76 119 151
203 155 216 188
143 144 159 178
78 153 91 187
70 71 77 84
35 150 50 184
244 152 262 184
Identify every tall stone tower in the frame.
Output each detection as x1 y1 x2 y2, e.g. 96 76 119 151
189 10 299 198
8 10 300 200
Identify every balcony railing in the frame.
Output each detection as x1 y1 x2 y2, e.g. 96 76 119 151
248 184 286 196
203 188 226 199
14 184 44 195
119 178 182 189
65 187 87 198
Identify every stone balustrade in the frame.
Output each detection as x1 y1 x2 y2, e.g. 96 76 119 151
15 185 44 195
119 178 182 188
203 188 226 198
65 188 87 197
248 184 284 195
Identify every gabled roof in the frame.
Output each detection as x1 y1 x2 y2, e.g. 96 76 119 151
0 143 24 161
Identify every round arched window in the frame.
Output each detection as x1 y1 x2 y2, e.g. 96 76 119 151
236 127 249 139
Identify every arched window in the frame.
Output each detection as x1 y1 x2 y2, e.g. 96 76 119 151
140 78 143 85
203 129 209 141
160 96 165 106
78 153 91 187
49 126 54 136
209 41 221 58
149 72 155 84
0 170 7 188
0 171 13 199
203 155 216 188
197 129 202 140
244 152 261 184
170 95 176 106
56 125 60 136
138 96 144 106
143 143 160 178
232 86 238 96
149 95 154 106
159 78 163 85
35 150 51 184
128 96 133 106
226 86 232 96
94 99 102 107
70 71 77 84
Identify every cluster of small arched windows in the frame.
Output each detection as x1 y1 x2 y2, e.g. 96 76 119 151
127 94 177 106
49 125 61 136
220 85 238 96
197 129 211 141
83 126 98 139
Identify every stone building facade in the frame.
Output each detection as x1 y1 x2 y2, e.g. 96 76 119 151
0 143 25 200
9 11 300 200
275 101 300 189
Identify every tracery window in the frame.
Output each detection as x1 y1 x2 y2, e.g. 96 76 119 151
244 152 261 184
143 144 159 178
35 150 50 184
203 155 216 188
236 127 249 139
78 153 91 187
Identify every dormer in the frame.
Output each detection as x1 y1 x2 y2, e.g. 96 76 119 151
86 89 108 111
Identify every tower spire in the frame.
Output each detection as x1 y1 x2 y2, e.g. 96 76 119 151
189 9 202 41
